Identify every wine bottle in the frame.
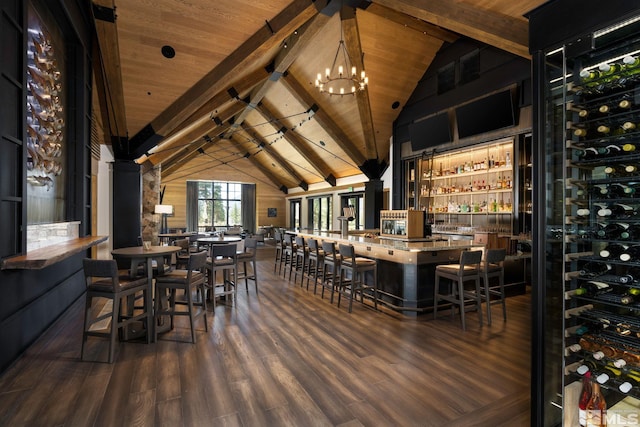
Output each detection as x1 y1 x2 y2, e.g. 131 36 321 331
619 267 640 284
623 164 640 175
599 243 627 258
585 381 607 427
596 222 628 239
580 69 601 84
619 293 637 304
599 183 629 198
603 144 622 156
595 362 622 385
597 203 636 218
579 262 612 278
619 369 640 394
623 143 637 152
579 372 593 427
603 165 631 176
582 281 613 296
619 244 640 261
619 223 640 240
578 147 602 160
568 121 590 137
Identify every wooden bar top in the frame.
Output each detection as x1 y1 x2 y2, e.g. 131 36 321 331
1 235 108 270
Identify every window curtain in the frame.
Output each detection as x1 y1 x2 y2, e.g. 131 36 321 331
186 181 199 232
242 183 256 234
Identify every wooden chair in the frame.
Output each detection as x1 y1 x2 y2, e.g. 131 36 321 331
273 231 284 274
237 237 258 293
207 244 238 309
173 238 190 269
337 244 378 313
281 233 295 278
292 236 308 285
154 251 208 343
433 250 483 331
480 248 507 324
81 258 152 363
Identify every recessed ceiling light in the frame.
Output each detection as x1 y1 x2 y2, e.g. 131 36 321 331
391 101 400 109
319 140 326 146
161 45 175 59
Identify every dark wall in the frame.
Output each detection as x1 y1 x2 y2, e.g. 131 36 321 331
391 38 532 209
0 0 93 373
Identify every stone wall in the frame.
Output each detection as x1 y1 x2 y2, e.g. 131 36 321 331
26 221 80 251
142 166 161 244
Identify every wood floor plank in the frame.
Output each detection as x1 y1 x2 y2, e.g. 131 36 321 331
0 244 532 426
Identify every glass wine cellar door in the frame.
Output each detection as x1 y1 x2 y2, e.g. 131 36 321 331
530 3 640 426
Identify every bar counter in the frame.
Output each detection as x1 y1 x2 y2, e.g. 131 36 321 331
294 231 483 316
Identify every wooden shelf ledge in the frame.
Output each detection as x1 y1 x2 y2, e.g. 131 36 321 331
1 235 108 270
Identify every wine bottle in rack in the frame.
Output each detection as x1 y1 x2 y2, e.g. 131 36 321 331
597 203 636 218
568 121 590 137
596 222 628 239
619 291 639 304
602 144 623 156
579 262 611 278
619 244 640 261
623 164 640 175
618 267 640 284
578 281 613 296
619 223 640 240
599 243 628 258
603 165 631 176
599 183 630 198
623 142 637 152
579 372 593 427
595 362 623 385
619 369 640 394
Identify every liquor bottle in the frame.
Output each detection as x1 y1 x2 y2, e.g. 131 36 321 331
579 262 611 278
619 244 640 261
585 382 607 427
579 372 593 427
599 243 627 258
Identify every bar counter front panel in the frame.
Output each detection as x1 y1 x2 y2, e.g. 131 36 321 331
294 231 483 315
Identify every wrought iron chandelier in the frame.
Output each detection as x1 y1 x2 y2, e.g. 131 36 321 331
315 18 368 96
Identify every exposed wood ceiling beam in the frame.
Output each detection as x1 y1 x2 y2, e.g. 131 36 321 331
91 1 127 149
254 105 336 186
281 73 367 168
144 67 270 166
365 3 459 43
238 125 308 190
221 9 331 140
226 136 290 193
159 104 246 176
128 0 329 158
373 0 529 58
342 6 378 161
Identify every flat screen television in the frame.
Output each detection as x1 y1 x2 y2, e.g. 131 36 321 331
409 112 452 151
455 89 517 139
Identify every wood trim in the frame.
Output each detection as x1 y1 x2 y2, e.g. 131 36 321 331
1 236 108 270
365 3 459 43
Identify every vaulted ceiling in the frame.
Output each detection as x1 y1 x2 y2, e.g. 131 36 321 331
91 0 547 193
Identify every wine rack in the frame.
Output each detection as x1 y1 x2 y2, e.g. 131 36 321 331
564 34 640 414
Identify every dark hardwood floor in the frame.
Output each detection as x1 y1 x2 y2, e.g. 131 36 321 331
0 244 531 427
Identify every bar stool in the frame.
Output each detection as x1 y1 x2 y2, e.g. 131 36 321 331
321 241 341 302
292 236 307 285
206 243 238 309
81 259 152 363
154 251 208 343
480 248 507 325
433 250 483 331
337 244 378 313
273 231 284 274
305 238 324 291
237 237 258 293
281 233 295 277
173 238 190 269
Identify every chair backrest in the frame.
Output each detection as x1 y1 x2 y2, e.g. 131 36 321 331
295 236 305 248
188 250 208 271
308 238 318 252
322 241 336 255
244 238 258 252
338 244 355 263
484 248 506 268
83 258 119 292
210 243 238 260
174 238 190 253
274 231 282 243
284 233 293 246
460 250 483 268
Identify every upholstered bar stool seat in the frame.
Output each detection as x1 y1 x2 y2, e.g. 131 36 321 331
433 250 483 331
337 244 378 313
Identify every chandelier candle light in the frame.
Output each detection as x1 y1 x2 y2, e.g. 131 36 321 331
315 19 368 96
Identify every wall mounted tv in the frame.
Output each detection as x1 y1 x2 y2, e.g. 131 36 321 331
455 89 517 139
409 112 452 151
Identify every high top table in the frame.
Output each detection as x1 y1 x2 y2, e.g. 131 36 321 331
111 245 181 339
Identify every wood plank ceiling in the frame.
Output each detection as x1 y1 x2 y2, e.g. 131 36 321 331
91 0 548 193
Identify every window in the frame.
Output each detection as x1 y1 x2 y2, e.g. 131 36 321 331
341 193 364 230
197 181 242 230
307 196 332 231
437 62 455 94
289 199 301 229
459 49 480 85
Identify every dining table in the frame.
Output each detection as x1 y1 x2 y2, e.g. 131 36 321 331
111 245 181 339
